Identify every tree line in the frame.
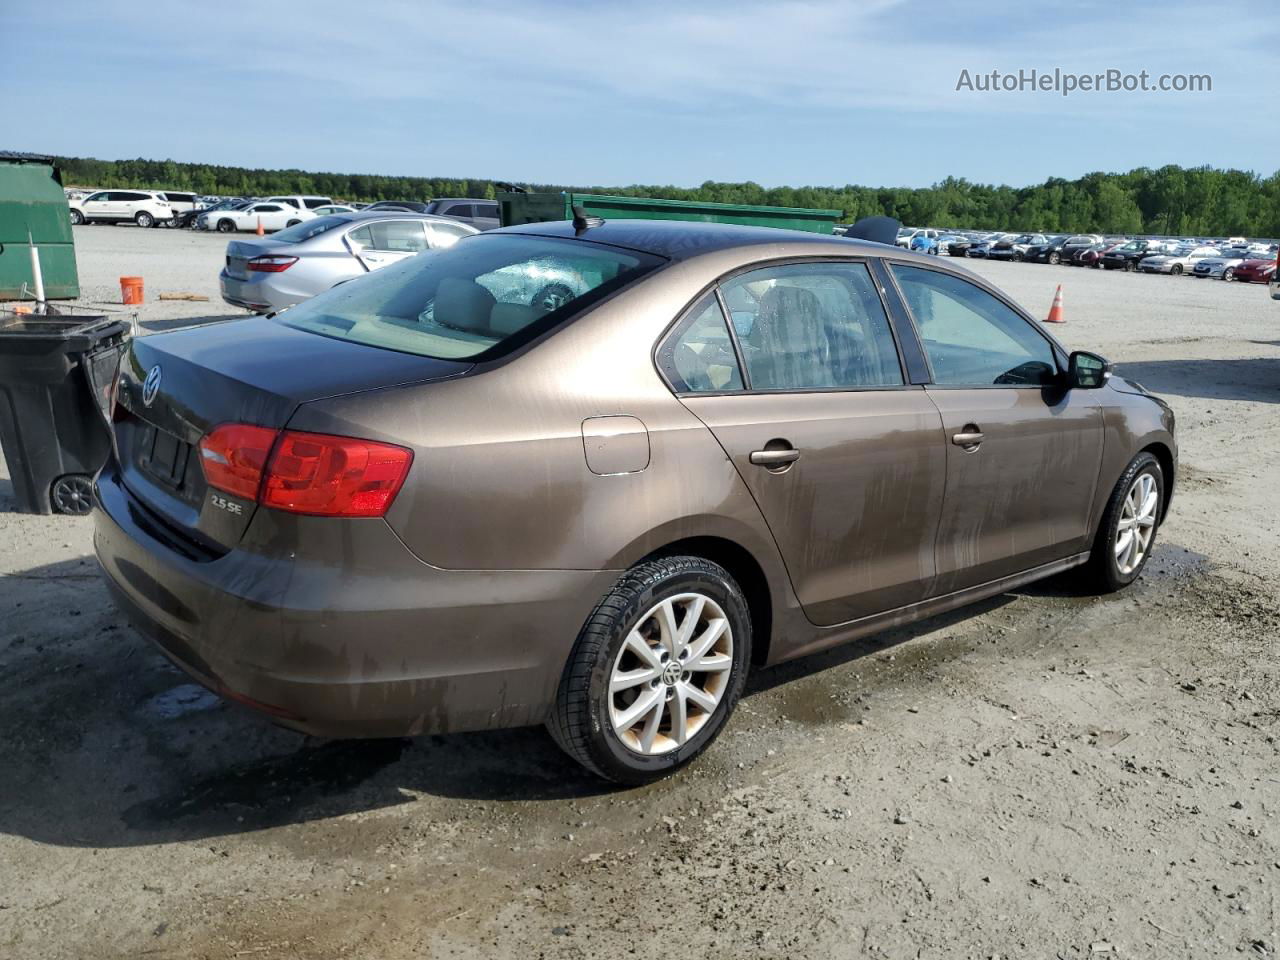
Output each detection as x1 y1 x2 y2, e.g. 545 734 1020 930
50 154 1280 238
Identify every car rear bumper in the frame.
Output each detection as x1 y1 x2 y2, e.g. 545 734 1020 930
93 462 617 738
219 269 290 313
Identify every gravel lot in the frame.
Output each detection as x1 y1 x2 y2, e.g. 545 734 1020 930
2 228 1278 959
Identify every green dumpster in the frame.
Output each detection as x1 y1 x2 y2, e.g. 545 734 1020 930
498 191 842 234
0 152 80 301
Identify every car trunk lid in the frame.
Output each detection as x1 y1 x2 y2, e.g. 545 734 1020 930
223 238 276 281
113 317 469 553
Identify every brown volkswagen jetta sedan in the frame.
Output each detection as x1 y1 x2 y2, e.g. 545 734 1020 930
95 219 1175 783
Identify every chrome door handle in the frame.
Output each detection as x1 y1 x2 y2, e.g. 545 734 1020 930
952 430 985 448
750 448 801 466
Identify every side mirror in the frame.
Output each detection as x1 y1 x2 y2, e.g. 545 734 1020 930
1068 350 1112 389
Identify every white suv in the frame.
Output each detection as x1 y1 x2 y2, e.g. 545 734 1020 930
266 196 333 220
69 190 172 227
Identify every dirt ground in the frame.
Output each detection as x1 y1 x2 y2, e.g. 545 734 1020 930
1 229 1278 959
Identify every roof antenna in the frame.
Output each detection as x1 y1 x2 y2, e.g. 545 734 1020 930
572 203 605 235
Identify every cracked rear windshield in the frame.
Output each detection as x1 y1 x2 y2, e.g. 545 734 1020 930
278 234 661 360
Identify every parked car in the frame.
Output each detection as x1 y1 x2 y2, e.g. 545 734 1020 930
895 227 940 250
197 201 308 234
1070 240 1120 268
1191 253 1247 281
266 195 333 214
157 191 201 225
1058 235 1103 264
1235 256 1278 284
95 218 1175 784
68 190 171 227
364 200 432 214
1024 235 1071 264
966 234 1012 259
218 212 479 313
177 199 247 229
944 235 980 257
425 198 501 230
988 234 1047 261
909 232 941 254
1102 239 1172 271
1138 245 1221 275
311 204 358 216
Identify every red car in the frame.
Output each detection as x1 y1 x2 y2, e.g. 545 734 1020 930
1073 241 1124 268
1234 257 1278 284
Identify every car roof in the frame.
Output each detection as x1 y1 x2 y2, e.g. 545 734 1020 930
327 210 479 228
493 218 897 262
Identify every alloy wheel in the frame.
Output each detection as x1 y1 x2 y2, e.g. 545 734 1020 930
1115 472 1158 575
608 593 733 756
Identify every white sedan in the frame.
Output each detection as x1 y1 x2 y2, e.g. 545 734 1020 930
196 201 308 234
1137 245 1221 275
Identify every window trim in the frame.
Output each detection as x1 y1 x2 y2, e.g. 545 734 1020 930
653 256 913 398
879 258 1068 390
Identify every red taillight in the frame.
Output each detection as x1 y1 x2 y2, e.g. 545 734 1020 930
247 256 298 273
198 424 278 499
261 431 412 517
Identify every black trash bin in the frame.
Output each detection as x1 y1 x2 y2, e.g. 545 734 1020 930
0 310 131 515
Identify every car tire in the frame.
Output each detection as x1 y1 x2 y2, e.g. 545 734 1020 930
1123 261 1135 272
216 219 236 233
1012 252 1024 262
1048 252 1060 265
69 209 84 225
1223 268 1235 282
1082 452 1163 593
135 211 155 229
1170 264 1183 276
547 556 752 784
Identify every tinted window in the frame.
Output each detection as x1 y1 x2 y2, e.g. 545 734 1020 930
254 204 283 213
280 234 660 360
427 221 472 248
445 203 474 218
890 264 1058 386
474 202 499 217
365 220 428 252
271 198 301 208
272 216 347 243
303 197 331 209
665 295 743 393
719 262 903 390
84 192 108 202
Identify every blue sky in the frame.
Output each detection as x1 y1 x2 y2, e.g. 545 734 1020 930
2 0 1275 188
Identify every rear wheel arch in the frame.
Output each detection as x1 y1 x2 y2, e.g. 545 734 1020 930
639 535 773 666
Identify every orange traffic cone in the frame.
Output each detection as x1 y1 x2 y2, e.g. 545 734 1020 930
1044 284 1065 323
256 217 265 236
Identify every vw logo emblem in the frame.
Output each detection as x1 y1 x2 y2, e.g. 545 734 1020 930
142 365 162 407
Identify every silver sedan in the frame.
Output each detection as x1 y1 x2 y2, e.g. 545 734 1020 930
219 212 479 313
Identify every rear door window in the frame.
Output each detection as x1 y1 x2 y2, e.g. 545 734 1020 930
718 262 904 390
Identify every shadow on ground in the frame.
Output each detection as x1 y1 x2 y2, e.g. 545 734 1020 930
0 542 1195 850
1117 357 1280 403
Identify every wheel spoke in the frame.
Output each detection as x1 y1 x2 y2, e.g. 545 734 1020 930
1138 490 1158 521
611 666 658 694
669 686 689 746
684 683 719 714
655 600 681 657
638 696 664 752
678 595 706 648
1114 530 1133 558
689 652 732 674
687 617 728 663
624 631 663 671
614 686 662 733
